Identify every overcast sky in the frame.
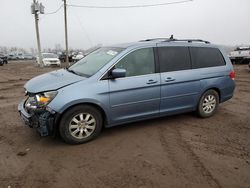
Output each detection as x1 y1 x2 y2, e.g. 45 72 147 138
0 0 249 50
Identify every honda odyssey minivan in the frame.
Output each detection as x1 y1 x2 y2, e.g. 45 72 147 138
18 38 235 144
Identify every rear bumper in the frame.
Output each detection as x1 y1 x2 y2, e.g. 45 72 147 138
18 100 57 136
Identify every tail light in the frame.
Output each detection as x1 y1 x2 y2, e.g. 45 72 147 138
229 71 235 80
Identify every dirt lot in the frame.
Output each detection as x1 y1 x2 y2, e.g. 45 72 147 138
0 61 249 188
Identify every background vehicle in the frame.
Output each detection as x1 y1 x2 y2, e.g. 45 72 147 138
37 53 61 67
7 52 25 61
58 52 66 62
0 53 8 64
8 54 17 60
58 52 73 62
0 58 4 66
229 46 250 64
17 53 25 60
19 38 235 144
72 52 84 62
24 54 35 60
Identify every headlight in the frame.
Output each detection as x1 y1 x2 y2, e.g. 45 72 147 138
35 91 58 107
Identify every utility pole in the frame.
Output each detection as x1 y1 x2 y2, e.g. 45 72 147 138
31 0 44 66
63 0 69 65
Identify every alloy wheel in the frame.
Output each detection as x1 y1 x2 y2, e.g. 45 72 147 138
202 94 216 114
69 113 96 139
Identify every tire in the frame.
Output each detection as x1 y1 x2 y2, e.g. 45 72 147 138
197 90 219 118
59 105 103 144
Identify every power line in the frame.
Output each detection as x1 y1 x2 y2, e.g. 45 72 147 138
67 0 193 9
70 9 93 46
43 0 192 15
44 4 63 15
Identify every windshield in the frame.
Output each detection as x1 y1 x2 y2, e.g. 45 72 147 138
42 53 58 58
68 47 124 77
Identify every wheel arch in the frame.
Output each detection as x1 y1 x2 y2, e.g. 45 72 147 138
54 101 109 135
200 87 221 103
196 87 221 118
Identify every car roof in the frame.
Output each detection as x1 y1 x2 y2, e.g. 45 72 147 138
109 39 217 49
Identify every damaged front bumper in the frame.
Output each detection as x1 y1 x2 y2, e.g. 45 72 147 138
18 99 58 136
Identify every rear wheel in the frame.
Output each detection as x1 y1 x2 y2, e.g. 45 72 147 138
197 90 219 118
59 105 103 144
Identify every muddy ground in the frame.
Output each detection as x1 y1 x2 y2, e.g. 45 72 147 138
0 61 249 188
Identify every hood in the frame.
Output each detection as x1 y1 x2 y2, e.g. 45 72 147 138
25 69 85 93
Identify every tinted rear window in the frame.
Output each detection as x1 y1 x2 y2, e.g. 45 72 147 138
190 47 225 68
158 47 191 72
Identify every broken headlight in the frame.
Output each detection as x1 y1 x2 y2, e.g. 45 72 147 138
35 91 58 107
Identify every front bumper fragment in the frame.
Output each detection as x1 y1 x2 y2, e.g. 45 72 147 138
18 100 33 128
18 100 56 136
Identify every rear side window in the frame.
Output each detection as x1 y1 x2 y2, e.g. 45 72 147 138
158 47 191 72
190 47 226 68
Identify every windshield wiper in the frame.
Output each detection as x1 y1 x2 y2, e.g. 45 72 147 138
65 68 90 77
66 68 79 75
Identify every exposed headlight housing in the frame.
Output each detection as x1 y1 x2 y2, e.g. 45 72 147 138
35 91 58 107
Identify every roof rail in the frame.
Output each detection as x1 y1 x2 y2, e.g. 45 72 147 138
139 35 210 44
164 38 210 44
139 38 170 42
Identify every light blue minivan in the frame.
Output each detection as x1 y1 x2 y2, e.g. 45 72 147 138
18 38 235 144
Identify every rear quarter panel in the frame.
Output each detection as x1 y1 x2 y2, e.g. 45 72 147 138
198 46 235 103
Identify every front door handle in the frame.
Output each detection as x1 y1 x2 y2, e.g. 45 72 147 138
165 77 175 82
146 79 158 84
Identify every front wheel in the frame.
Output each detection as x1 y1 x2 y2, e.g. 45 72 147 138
59 105 103 144
197 90 219 118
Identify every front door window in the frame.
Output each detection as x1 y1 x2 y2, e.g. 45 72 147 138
115 48 155 77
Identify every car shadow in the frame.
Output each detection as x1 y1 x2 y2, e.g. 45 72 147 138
48 112 196 146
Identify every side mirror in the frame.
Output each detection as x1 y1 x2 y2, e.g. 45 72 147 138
111 68 126 79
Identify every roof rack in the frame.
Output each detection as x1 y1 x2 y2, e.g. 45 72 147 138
139 35 210 44
139 38 170 42
165 38 210 44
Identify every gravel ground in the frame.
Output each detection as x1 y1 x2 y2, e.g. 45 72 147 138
0 61 249 188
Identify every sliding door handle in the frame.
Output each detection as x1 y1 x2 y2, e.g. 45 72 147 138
146 79 158 84
165 77 175 82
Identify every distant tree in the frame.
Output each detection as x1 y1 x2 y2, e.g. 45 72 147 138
10 47 18 52
30 47 37 56
19 48 27 54
0 46 8 54
55 43 63 53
